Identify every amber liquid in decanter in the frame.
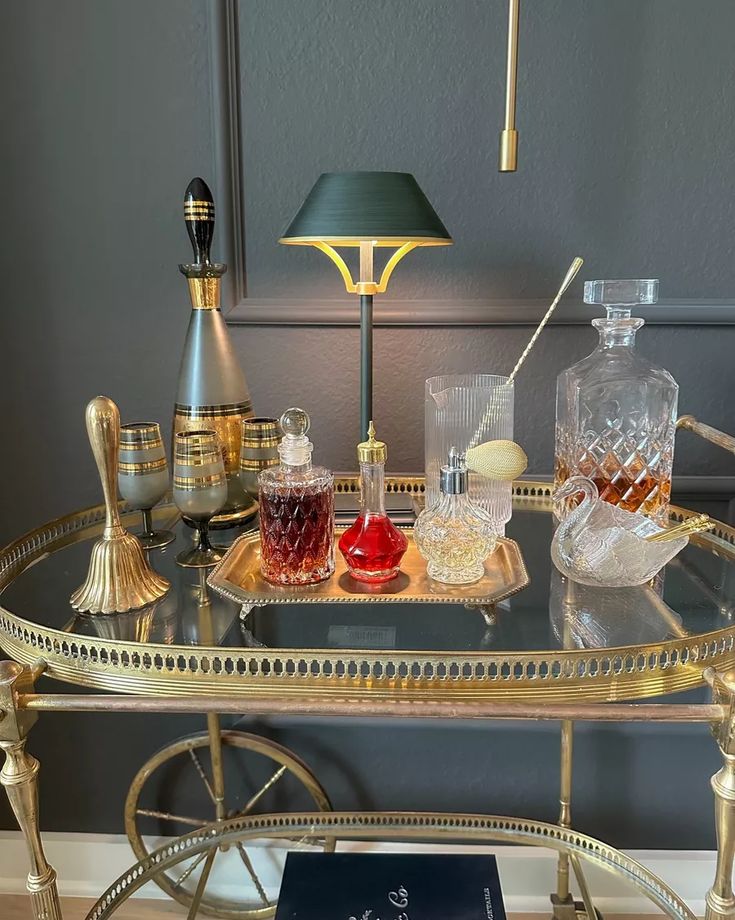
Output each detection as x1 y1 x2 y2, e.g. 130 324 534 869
259 485 334 585
258 408 334 586
554 458 672 519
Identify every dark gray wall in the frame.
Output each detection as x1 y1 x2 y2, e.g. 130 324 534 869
237 323 735 475
0 0 214 535
234 0 735 470
240 0 735 300
1 0 733 852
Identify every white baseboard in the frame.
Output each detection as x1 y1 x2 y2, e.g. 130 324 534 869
0 831 715 915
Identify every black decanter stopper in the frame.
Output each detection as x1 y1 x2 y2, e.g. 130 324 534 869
184 177 215 266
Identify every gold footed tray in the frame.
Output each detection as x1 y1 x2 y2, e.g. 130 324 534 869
208 528 529 606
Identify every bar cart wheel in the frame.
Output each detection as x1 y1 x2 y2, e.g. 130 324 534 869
124 729 334 919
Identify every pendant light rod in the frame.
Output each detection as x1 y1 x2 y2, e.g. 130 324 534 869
499 0 520 172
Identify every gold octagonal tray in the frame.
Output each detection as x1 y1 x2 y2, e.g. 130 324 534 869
208 527 529 606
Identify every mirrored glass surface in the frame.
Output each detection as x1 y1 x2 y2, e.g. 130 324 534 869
2 500 733 654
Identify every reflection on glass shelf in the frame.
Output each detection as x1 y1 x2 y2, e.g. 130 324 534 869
549 568 685 650
668 552 735 622
4 505 735 656
242 602 496 653
64 604 164 643
61 565 241 647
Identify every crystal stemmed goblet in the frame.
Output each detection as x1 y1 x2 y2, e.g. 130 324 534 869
118 423 175 550
173 430 228 568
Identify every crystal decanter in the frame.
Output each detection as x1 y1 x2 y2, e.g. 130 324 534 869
258 408 334 585
554 279 678 523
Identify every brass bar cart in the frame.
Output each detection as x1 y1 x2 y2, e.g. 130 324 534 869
2 423 735 920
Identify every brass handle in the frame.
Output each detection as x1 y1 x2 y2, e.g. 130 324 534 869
85 396 123 538
676 415 735 456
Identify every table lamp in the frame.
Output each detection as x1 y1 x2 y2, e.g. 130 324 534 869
279 171 452 439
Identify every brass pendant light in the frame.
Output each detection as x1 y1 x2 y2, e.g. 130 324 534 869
499 0 521 172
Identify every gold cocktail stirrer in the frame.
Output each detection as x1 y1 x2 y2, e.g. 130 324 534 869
467 257 583 451
645 514 714 543
508 256 584 384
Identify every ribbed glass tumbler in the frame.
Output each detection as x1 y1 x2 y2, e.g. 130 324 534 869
425 374 515 533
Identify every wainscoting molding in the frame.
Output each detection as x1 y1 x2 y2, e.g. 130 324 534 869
226 298 735 327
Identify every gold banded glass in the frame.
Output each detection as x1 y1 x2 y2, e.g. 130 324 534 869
172 431 227 568
118 422 174 550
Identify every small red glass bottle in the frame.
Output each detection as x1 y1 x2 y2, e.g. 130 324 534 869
339 422 407 583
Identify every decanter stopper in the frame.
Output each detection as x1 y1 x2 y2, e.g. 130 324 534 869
184 176 215 266
584 278 658 319
278 408 313 467
180 177 226 307
357 421 387 464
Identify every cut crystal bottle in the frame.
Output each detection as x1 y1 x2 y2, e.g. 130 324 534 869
414 448 497 585
259 408 334 585
554 279 678 523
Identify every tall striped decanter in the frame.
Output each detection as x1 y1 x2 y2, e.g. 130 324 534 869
173 177 255 526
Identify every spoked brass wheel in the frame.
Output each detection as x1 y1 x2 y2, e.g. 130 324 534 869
124 729 334 919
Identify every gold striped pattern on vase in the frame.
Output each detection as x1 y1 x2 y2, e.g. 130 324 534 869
174 402 253 473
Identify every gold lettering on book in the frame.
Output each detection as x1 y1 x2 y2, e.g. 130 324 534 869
349 885 410 920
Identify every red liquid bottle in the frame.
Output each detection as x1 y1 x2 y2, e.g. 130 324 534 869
339 422 407 583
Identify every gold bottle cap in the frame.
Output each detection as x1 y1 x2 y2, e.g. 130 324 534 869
357 421 387 464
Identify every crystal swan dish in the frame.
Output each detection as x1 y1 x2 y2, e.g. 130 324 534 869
551 476 689 588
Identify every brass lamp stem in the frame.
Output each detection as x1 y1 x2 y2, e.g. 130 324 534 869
359 240 375 287
499 0 520 172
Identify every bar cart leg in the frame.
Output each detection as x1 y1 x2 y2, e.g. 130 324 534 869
705 669 735 920
551 720 599 920
552 720 579 920
198 569 229 853
0 660 63 920
553 579 600 920
706 752 735 920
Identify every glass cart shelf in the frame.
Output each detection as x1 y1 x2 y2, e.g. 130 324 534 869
3 476 735 920
1 479 735 703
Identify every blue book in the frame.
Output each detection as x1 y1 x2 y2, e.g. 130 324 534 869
275 852 507 920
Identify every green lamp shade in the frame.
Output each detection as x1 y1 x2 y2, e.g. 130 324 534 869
280 171 451 246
